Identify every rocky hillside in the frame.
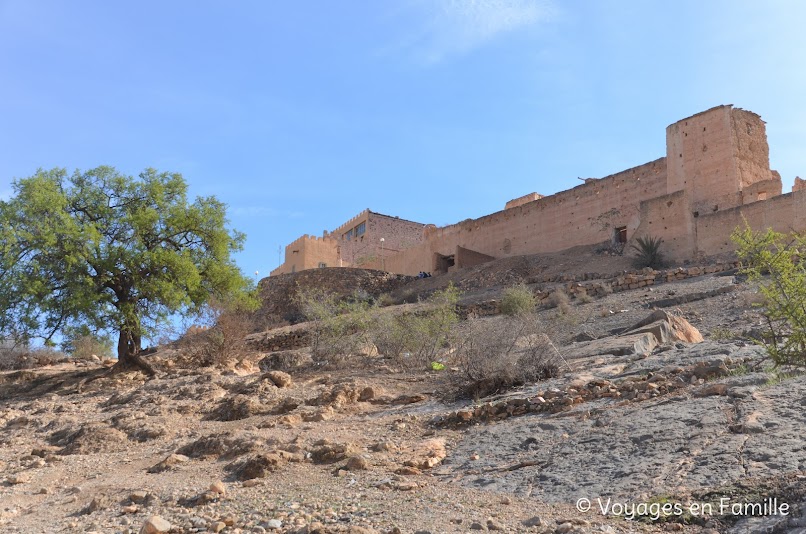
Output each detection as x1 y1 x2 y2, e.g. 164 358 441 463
1 253 804 534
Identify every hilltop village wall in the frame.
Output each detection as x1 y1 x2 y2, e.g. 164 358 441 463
272 105 804 277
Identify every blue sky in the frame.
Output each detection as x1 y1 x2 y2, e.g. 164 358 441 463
2 0 805 278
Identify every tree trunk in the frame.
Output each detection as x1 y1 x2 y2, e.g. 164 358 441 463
115 327 156 377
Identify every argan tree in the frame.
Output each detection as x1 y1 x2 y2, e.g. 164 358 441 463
0 167 254 375
732 223 806 367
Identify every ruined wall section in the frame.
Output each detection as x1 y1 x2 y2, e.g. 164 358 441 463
505 192 543 210
730 108 774 192
385 158 668 275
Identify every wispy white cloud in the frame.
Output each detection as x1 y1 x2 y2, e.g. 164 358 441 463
393 0 555 64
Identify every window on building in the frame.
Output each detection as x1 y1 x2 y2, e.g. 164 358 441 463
343 229 353 241
355 222 366 237
318 262 327 268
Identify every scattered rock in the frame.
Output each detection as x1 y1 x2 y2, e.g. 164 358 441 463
310 440 359 464
263 370 292 388
148 453 190 473
359 385 382 401
129 490 149 503
695 383 729 397
344 455 369 471
6 474 28 485
228 452 288 480
140 515 171 534
403 438 446 470
371 441 398 452
486 518 504 531
209 480 226 495
257 349 313 372
522 516 543 527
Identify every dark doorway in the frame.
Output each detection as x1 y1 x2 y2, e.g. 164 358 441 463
434 253 455 274
614 226 627 244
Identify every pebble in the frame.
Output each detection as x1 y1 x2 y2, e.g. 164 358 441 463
265 519 282 529
210 481 226 495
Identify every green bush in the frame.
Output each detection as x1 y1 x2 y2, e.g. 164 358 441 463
631 235 665 269
69 335 113 361
500 283 536 316
732 223 806 367
296 289 375 364
370 284 461 369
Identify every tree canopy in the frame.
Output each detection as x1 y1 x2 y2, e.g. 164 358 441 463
0 166 254 374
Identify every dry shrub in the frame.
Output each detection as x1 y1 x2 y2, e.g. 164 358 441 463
500 283 536 316
369 284 460 369
0 345 67 370
576 290 594 304
454 314 561 398
178 300 256 368
546 290 572 315
296 289 375 365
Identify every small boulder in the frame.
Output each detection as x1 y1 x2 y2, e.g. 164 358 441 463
263 370 292 388
148 453 189 473
140 515 171 534
345 456 369 471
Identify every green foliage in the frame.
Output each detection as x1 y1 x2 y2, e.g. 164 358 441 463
371 284 461 369
297 289 375 363
732 223 806 367
500 283 536 316
66 332 113 361
0 167 253 371
630 235 665 269
709 326 737 342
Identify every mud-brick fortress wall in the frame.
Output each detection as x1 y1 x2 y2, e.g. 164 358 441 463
383 105 803 275
333 211 426 268
384 158 669 275
271 210 426 276
271 105 804 278
271 234 342 275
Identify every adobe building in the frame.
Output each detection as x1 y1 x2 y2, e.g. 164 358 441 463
273 105 804 277
271 209 427 275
